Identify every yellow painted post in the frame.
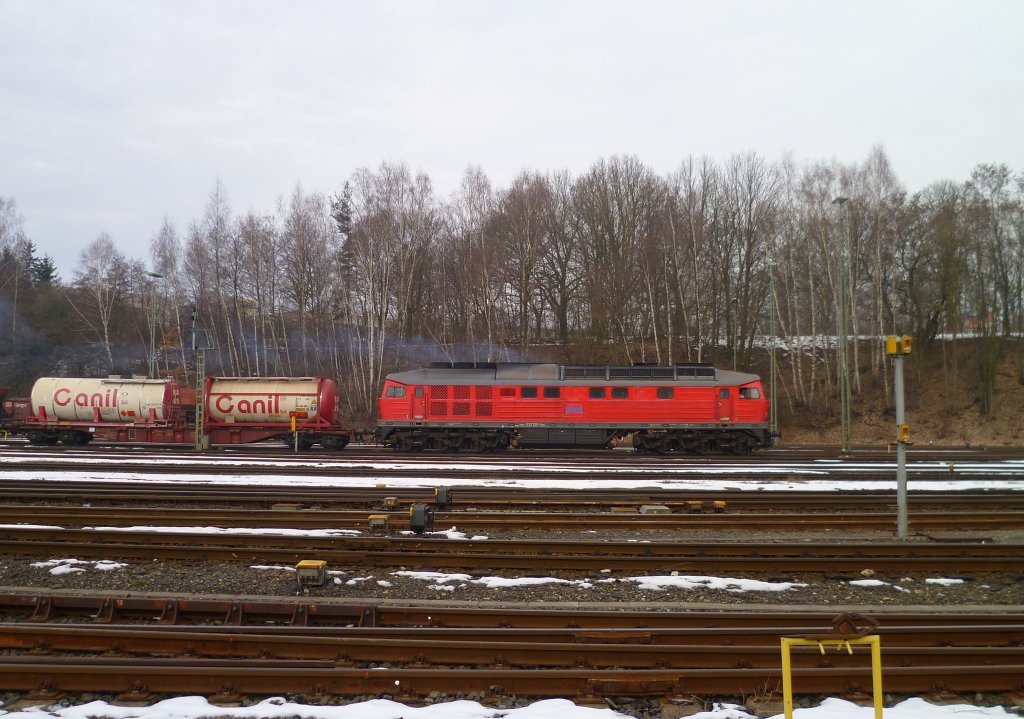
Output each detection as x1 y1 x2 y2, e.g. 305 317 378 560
780 635 883 719
781 638 794 717
871 636 883 715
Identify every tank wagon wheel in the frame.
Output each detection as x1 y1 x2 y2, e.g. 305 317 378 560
321 436 342 451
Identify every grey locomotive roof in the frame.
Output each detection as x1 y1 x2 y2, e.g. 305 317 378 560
386 362 760 387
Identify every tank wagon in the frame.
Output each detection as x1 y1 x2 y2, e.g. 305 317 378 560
203 376 349 449
7 376 351 449
377 362 773 453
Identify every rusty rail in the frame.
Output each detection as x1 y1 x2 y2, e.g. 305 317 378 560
5 505 1024 531
1 529 1021 572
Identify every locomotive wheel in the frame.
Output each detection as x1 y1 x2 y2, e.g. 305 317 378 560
395 435 415 452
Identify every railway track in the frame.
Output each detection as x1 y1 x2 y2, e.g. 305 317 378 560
5 503 1024 532
2 478 1023 510
4 441 1023 463
4 447 1024 483
2 526 1021 572
3 448 1022 706
1 598 1022 699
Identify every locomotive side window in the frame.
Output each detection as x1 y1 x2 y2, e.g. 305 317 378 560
611 387 628 399
500 388 516 397
719 389 730 399
414 387 424 398
657 387 674 399
521 387 538 398
543 387 560 399
385 386 407 398
588 387 605 399
739 387 760 399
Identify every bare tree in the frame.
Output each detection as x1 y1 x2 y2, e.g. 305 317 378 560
69 233 129 371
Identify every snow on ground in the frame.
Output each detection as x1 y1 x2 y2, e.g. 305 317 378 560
2 467 1023 492
401 527 491 540
4 455 1024 493
88 525 363 537
29 558 128 575
627 575 807 592
28 556 973 595
0 695 1018 719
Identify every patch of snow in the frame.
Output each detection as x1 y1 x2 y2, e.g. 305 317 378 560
0 694 1015 719
627 575 807 593
848 579 888 587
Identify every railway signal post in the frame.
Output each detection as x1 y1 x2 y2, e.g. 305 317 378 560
886 335 912 538
191 310 213 452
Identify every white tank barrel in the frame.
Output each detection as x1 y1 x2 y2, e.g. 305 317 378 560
204 377 337 424
30 378 179 423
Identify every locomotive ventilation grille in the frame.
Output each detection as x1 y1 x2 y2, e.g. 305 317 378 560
562 364 717 380
428 386 496 418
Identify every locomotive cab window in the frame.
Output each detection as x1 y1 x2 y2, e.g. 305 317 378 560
543 387 560 399
656 387 674 399
739 387 760 399
611 387 628 399
414 387 424 398
719 389 730 399
588 387 606 399
385 386 407 398
521 387 538 398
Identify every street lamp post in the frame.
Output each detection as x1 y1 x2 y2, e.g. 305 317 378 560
146 271 164 379
832 197 853 453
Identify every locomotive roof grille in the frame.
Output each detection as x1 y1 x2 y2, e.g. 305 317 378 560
563 365 715 380
387 362 749 386
430 362 498 370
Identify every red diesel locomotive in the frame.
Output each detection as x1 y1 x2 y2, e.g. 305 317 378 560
377 362 773 453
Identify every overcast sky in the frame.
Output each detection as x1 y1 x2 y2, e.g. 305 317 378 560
2 0 1023 280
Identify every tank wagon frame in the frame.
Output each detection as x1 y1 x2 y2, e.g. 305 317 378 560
377 362 774 454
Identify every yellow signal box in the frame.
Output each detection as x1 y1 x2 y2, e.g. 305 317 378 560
898 424 911 443
885 335 913 355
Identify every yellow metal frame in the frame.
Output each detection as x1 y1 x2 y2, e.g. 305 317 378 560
780 635 882 719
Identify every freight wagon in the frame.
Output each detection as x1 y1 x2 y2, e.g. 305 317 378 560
4 376 352 449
